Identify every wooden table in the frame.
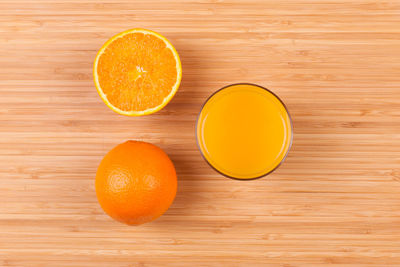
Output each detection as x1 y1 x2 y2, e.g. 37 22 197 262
1 1 400 266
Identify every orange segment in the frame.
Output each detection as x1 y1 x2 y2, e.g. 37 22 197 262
93 29 182 116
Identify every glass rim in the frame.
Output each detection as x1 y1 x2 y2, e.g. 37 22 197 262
195 83 294 181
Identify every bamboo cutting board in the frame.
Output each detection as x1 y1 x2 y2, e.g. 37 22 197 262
1 0 400 266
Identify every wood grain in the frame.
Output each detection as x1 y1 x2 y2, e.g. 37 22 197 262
1 0 400 266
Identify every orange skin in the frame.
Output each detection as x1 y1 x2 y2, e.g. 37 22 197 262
95 141 177 225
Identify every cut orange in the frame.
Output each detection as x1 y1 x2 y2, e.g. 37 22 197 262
93 29 182 116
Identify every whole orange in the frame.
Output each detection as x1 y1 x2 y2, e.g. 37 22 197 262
95 140 177 225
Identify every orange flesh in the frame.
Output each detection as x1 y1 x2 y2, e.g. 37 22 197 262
97 32 178 112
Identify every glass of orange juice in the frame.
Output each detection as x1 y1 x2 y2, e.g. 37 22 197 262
196 83 293 180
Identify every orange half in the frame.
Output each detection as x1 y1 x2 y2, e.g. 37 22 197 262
93 29 182 116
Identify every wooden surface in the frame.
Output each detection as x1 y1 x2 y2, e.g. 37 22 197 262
1 0 400 266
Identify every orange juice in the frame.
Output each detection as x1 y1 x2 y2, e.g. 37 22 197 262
196 84 293 179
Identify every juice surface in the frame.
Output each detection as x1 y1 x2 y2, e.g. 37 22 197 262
196 84 292 179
